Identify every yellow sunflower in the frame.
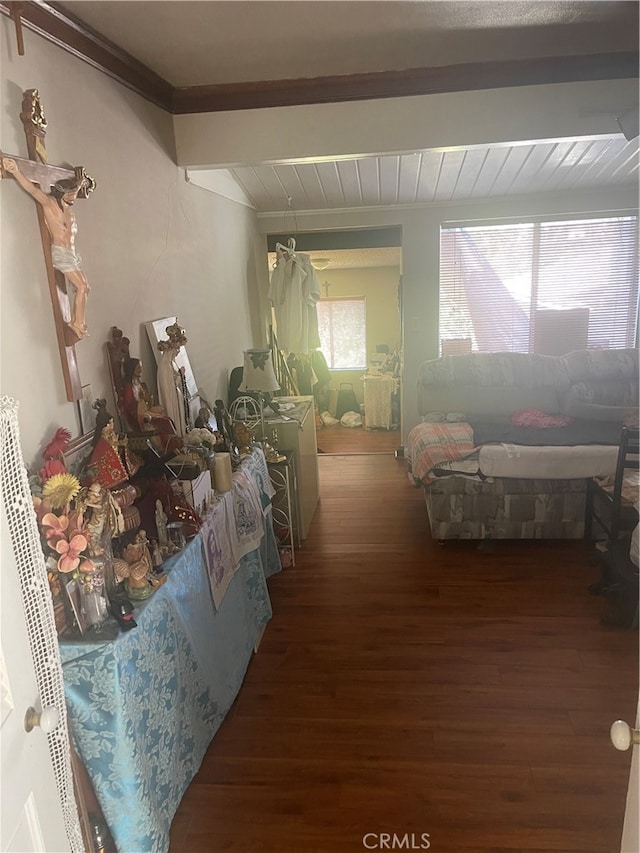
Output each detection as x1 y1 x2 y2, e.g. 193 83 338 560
41 472 81 510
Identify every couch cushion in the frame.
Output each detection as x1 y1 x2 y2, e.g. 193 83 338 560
418 352 570 389
418 385 563 421
562 348 639 382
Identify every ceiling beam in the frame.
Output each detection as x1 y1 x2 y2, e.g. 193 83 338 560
173 52 640 114
1 3 637 116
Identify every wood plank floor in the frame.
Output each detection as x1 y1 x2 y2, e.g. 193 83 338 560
170 454 639 853
317 424 401 455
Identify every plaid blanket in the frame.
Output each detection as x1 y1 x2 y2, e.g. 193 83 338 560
407 421 477 485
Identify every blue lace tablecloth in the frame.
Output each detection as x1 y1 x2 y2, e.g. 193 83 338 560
60 449 281 853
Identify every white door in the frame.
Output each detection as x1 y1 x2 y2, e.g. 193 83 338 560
0 509 69 853
619 697 639 853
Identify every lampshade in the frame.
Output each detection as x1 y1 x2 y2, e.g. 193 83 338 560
311 257 331 271
239 349 280 393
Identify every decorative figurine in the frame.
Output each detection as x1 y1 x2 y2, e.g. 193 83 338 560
233 421 255 456
122 356 182 453
88 399 142 489
121 530 155 600
2 156 92 341
157 322 189 436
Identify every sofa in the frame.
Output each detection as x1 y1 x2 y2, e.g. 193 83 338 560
408 348 638 540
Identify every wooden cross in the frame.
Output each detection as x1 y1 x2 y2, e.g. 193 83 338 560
322 280 331 297
1 89 95 402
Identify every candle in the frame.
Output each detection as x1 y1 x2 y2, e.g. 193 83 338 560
213 452 233 492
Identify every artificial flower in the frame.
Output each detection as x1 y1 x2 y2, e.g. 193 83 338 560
43 427 72 460
41 472 81 510
40 458 66 484
78 558 97 574
32 495 54 523
41 512 69 543
55 533 88 573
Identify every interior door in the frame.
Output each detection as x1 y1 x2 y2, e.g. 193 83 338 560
0 510 69 852
620 697 639 852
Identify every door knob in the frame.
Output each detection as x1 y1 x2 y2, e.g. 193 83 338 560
24 705 60 733
610 720 640 751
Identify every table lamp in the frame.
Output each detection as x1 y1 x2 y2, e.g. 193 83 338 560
238 348 280 439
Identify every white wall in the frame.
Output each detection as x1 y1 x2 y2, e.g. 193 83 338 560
258 186 639 442
1 19 268 465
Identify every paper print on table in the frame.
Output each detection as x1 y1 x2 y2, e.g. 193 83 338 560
201 496 240 609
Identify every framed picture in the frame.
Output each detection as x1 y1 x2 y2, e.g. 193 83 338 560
62 432 94 479
78 383 95 436
63 577 86 635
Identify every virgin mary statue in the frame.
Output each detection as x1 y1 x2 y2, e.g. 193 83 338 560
156 322 188 437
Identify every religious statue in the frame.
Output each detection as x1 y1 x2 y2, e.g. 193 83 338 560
87 399 142 489
120 530 158 600
75 481 124 557
122 356 182 454
2 156 91 341
214 399 238 457
194 406 214 431
233 421 255 456
157 322 189 436
154 498 177 558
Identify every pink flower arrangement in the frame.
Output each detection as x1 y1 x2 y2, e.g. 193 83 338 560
54 533 95 574
40 510 94 573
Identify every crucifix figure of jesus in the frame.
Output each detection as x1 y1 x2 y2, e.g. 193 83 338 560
1 89 96 402
3 157 90 340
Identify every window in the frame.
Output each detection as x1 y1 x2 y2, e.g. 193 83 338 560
317 297 366 369
440 216 639 355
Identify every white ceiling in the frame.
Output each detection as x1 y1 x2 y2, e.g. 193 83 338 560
231 135 638 213
57 1 639 213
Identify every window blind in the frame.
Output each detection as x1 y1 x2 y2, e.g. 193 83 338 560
440 216 639 355
317 297 366 369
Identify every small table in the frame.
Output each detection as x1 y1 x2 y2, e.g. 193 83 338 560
267 450 298 566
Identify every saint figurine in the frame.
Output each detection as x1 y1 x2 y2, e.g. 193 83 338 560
88 399 141 489
157 323 188 436
122 356 182 453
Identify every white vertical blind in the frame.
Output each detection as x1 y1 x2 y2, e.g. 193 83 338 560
440 216 639 355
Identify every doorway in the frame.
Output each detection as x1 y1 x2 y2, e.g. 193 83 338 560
266 230 403 456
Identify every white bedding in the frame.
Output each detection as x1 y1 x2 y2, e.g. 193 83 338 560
476 443 619 479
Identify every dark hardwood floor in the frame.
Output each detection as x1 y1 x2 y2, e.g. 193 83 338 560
170 454 638 853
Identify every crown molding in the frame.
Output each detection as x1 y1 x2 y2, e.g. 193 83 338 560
0 1 173 110
1 4 637 116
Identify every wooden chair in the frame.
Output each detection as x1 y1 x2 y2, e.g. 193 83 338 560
585 427 639 625
585 426 639 545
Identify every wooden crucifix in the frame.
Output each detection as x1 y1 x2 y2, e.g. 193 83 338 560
1 89 96 402
322 280 331 297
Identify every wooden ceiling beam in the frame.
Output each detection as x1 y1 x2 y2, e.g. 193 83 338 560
172 52 640 114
